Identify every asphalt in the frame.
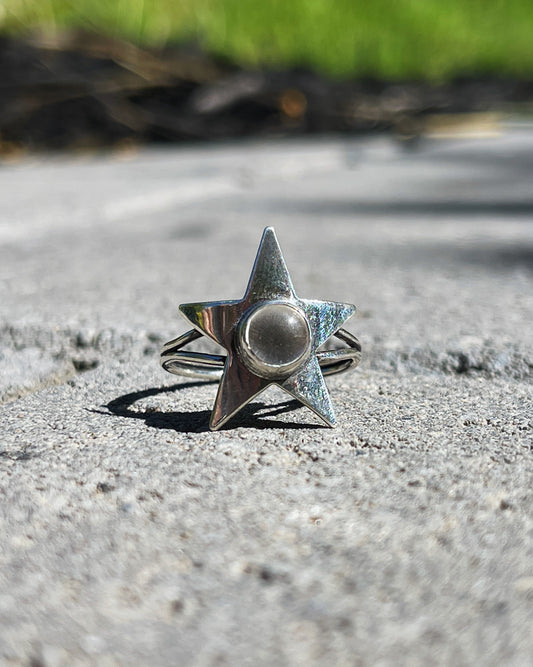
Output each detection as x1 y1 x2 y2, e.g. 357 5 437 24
0 126 532 666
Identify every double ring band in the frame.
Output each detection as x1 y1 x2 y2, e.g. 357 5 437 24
161 327 361 380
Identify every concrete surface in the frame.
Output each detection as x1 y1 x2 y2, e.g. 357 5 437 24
0 126 532 666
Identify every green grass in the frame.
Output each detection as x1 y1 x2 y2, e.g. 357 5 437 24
2 0 533 80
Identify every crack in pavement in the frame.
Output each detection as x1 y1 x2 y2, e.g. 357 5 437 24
1 324 530 405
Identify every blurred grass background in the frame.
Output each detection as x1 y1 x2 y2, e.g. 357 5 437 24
1 0 533 81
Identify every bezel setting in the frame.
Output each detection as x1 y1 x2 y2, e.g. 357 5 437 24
236 301 312 380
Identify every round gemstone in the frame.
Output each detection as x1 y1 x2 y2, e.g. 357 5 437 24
237 302 311 379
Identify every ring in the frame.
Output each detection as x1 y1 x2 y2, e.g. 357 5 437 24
161 227 361 430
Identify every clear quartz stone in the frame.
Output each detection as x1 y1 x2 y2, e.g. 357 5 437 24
238 302 310 378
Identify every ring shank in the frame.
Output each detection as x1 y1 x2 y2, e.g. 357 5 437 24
161 328 361 380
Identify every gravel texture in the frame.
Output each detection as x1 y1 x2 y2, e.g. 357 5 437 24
0 128 532 666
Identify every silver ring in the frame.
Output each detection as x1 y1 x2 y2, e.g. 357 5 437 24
160 227 361 430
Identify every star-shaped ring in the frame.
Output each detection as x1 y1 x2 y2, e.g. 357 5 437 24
161 227 361 430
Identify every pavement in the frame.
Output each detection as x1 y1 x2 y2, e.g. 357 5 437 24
0 125 532 666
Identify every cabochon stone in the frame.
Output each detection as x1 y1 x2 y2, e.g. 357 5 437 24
240 303 310 376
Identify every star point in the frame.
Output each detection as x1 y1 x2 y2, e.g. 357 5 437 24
244 226 295 301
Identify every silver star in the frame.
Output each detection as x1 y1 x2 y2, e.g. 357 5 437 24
179 227 355 430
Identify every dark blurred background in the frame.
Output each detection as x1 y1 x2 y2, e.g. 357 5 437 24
1 0 533 154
